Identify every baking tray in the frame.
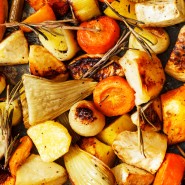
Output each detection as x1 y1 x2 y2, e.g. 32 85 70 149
2 0 185 183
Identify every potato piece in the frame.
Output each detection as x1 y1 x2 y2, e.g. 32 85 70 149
129 27 170 54
9 136 33 177
161 84 185 144
119 50 165 105
0 30 28 65
97 114 136 146
165 25 185 82
113 131 167 174
79 137 116 167
131 97 162 132
104 0 136 20
15 154 68 185
27 120 71 162
135 0 185 27
29 45 69 81
112 163 154 185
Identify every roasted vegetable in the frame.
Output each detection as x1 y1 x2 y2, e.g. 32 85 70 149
161 84 185 144
79 137 116 167
27 120 71 162
131 97 162 132
97 114 137 145
68 54 124 81
8 0 24 22
64 145 116 185
135 0 185 27
93 76 135 117
69 100 105 136
15 154 68 185
29 45 69 81
112 163 154 185
69 0 101 22
165 25 185 82
113 131 167 174
119 50 165 105
129 27 170 54
9 136 33 177
0 74 6 95
38 26 79 61
153 153 185 185
0 30 28 65
21 74 97 125
104 0 136 20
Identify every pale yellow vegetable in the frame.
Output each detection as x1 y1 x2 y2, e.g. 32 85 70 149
15 154 68 185
129 27 170 54
97 114 136 146
68 100 105 136
112 163 154 185
29 45 69 81
79 137 116 167
69 0 101 22
104 0 136 20
119 50 165 105
135 0 185 27
0 30 28 65
64 145 116 185
38 27 79 61
161 84 185 144
27 120 71 162
113 131 167 174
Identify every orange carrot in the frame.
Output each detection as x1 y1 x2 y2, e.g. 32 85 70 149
153 153 185 185
9 136 33 177
93 76 135 117
77 16 120 54
21 4 56 32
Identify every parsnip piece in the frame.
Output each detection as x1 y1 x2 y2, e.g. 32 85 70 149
113 131 167 174
97 114 137 146
135 0 185 27
29 45 69 81
0 30 28 65
15 154 68 185
79 137 116 167
38 27 79 61
112 163 154 185
129 27 170 54
165 25 185 82
69 0 101 22
119 50 165 105
27 121 71 162
161 84 185 144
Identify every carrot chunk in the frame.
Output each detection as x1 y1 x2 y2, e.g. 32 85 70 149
77 16 120 54
93 76 135 117
153 153 185 185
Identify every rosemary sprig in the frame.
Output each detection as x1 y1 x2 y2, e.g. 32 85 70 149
104 0 153 57
82 30 131 78
177 145 185 158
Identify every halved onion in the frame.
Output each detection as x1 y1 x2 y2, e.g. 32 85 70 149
64 145 116 185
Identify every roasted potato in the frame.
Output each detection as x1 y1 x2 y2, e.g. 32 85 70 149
112 163 154 185
79 137 116 167
161 84 185 144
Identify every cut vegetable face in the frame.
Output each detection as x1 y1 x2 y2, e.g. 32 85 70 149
77 16 120 54
27 121 71 162
93 76 135 117
119 50 165 105
113 131 167 174
69 100 105 136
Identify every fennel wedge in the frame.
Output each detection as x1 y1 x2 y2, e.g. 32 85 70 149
21 74 97 126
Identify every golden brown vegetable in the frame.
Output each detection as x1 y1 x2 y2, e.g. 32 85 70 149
161 84 185 144
9 136 33 177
